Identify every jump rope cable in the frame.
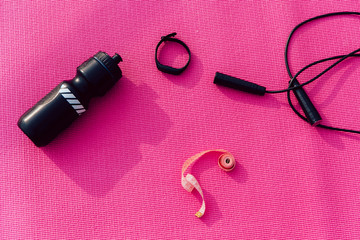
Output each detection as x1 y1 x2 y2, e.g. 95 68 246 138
265 11 360 134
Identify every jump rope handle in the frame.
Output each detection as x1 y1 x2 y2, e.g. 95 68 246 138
214 72 322 126
291 79 322 125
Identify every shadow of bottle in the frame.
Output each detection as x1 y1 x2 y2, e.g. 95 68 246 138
42 77 172 197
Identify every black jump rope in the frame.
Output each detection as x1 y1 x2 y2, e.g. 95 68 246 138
214 11 360 135
18 12 360 147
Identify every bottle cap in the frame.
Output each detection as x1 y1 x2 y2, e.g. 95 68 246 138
78 51 122 96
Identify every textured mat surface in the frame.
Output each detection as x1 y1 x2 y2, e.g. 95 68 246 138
1 1 360 239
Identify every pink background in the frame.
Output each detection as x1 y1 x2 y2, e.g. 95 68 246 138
1 1 360 239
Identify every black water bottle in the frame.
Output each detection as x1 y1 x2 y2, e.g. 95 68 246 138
18 51 122 147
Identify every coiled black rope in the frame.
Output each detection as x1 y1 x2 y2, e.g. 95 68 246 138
266 12 360 134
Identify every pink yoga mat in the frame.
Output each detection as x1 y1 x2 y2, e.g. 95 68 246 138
1 1 360 239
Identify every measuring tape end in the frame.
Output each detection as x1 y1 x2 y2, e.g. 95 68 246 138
195 211 204 218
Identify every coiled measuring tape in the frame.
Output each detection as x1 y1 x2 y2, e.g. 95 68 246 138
181 149 236 218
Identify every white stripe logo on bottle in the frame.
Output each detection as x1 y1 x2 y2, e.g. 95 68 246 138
59 84 86 115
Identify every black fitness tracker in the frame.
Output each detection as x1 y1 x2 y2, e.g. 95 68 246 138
155 32 191 75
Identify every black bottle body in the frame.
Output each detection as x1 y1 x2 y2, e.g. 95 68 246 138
18 52 122 147
18 81 88 147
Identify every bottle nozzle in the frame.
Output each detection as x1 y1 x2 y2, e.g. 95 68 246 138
112 53 122 64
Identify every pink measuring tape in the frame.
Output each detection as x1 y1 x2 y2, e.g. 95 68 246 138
181 149 236 218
